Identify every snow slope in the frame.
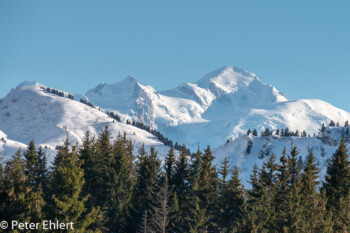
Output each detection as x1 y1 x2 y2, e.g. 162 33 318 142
86 66 350 151
86 76 206 128
215 125 349 186
0 82 170 162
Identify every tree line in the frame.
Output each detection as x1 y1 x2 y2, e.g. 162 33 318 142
0 127 349 232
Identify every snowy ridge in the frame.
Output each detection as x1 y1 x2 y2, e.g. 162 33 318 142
0 82 170 162
214 126 350 185
85 66 350 151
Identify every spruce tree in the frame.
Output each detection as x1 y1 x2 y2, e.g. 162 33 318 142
246 161 276 232
132 145 161 232
49 139 100 232
323 139 350 231
197 146 219 231
300 150 333 232
2 149 44 225
105 135 136 232
284 146 303 232
24 140 40 188
164 145 176 190
219 166 246 232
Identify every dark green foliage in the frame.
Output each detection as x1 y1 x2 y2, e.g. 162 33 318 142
49 138 100 232
323 139 350 210
323 139 350 231
131 145 161 232
2 126 350 232
196 146 219 231
2 149 45 224
218 165 246 232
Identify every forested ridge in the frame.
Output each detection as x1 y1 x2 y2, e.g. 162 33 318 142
0 126 349 232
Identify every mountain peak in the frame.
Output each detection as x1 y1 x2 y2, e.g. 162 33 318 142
196 66 258 95
122 75 138 84
16 81 40 89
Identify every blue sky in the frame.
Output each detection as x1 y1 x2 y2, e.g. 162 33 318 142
1 0 350 111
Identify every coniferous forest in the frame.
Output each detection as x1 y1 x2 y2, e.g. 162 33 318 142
0 126 350 232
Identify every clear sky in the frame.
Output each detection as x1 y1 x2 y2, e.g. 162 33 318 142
1 0 350 111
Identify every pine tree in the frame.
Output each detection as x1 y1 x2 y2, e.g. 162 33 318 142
132 145 161 232
164 145 176 190
2 149 44 225
283 146 303 232
80 131 99 209
105 135 136 232
197 146 219 231
252 129 258 136
274 147 290 231
171 145 190 232
323 139 350 231
24 140 40 188
185 180 209 233
49 139 100 232
246 160 277 232
37 146 48 191
219 166 246 232
300 150 333 232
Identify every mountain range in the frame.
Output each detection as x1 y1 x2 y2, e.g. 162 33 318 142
85 66 350 150
1 66 349 183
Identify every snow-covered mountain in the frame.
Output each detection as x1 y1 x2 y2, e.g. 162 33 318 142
0 82 170 163
2 66 350 184
86 66 350 151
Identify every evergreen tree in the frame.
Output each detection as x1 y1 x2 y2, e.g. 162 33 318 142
246 159 277 232
164 145 176 190
252 129 258 136
24 140 40 188
219 166 246 232
197 146 219 231
323 139 350 231
284 146 303 232
37 146 48 192
323 139 350 210
105 135 136 232
132 145 161 232
80 131 99 210
185 180 209 233
49 139 100 232
2 149 44 225
300 150 333 232
171 145 190 232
